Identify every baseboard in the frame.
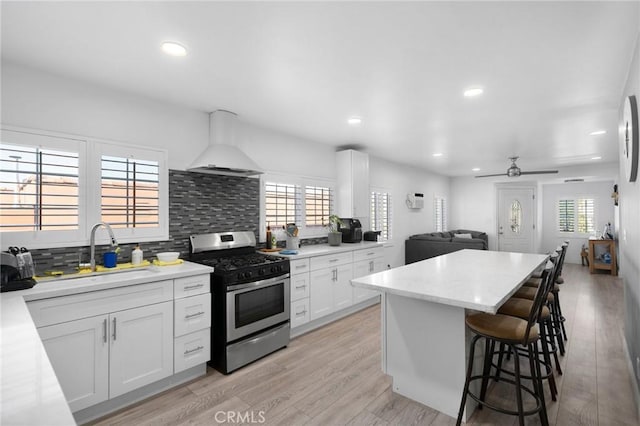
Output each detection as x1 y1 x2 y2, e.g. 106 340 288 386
290 296 380 339
622 334 640 421
74 364 207 425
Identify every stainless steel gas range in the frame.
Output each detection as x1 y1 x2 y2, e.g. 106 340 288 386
189 231 290 374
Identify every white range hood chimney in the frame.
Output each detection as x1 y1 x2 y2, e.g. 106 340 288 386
187 110 263 177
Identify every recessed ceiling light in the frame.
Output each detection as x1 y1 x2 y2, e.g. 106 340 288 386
472 167 481 172
591 156 602 160
432 153 443 157
161 41 187 57
589 130 606 136
347 116 362 125
463 87 484 97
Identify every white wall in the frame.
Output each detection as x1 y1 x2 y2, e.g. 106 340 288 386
1 62 209 170
369 157 450 268
450 163 619 253
541 181 615 264
618 32 640 399
1 61 448 268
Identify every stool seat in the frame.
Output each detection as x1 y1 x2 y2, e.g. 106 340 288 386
499 298 550 320
466 313 539 344
514 286 555 302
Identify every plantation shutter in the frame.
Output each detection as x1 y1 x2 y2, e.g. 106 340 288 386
434 196 447 232
305 185 333 227
558 199 575 232
577 198 595 233
0 142 80 232
265 182 302 228
371 191 392 241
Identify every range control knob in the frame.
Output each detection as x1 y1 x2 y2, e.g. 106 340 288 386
245 271 253 279
258 268 265 276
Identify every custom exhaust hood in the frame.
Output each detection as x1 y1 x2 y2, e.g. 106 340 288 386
187 110 263 177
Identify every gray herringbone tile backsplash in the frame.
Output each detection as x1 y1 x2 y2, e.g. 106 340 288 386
25 170 328 273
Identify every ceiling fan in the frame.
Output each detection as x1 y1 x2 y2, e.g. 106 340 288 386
475 156 559 178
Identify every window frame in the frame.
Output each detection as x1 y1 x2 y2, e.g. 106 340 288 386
370 187 392 242
434 195 448 232
556 196 596 237
1 126 169 249
90 140 169 243
260 173 335 242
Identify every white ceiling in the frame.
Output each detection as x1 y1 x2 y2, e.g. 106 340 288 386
1 1 639 177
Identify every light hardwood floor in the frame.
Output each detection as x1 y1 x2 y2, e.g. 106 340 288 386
92 264 639 426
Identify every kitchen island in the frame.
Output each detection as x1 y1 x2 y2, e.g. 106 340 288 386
350 249 548 421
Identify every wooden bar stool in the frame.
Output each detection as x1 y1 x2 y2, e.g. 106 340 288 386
497 258 561 401
456 268 551 426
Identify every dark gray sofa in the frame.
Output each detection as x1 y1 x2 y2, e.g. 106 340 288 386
405 229 488 264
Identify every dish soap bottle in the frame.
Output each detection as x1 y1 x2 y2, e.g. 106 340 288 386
132 244 143 265
266 225 272 249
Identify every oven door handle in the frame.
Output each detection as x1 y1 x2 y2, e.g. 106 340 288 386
227 274 291 291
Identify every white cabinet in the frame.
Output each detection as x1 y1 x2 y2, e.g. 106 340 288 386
290 259 311 327
173 276 211 373
38 315 109 412
37 302 174 409
109 301 173 398
309 253 353 320
30 272 211 413
336 149 370 220
353 247 385 303
291 298 310 328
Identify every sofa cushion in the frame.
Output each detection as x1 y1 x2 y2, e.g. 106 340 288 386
453 233 473 239
410 234 451 242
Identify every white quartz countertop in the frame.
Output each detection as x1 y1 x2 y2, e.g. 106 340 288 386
0 261 213 426
351 249 548 314
269 241 385 259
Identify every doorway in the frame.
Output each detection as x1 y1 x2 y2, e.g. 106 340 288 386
497 186 536 253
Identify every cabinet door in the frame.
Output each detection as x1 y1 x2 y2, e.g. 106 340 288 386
109 301 173 398
353 258 383 304
310 268 334 320
291 272 310 302
38 315 109 412
333 264 353 311
291 298 310 328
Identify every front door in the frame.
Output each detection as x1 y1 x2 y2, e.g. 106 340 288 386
497 187 535 253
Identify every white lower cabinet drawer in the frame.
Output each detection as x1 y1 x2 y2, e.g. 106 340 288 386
174 274 210 299
174 328 211 373
291 298 310 328
291 273 310 302
174 293 211 337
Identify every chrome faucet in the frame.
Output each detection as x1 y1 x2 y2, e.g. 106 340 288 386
90 222 119 271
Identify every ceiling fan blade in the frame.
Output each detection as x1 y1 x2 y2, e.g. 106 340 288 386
475 173 507 178
519 170 559 175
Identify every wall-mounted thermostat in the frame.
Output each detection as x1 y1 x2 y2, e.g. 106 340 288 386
406 192 424 209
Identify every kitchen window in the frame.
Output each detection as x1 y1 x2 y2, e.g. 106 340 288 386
370 190 392 241
0 127 168 248
261 174 335 241
434 195 447 232
557 198 595 234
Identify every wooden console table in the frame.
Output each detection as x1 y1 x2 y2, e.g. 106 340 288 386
588 239 617 276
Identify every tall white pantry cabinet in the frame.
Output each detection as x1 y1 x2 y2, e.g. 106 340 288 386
336 149 370 222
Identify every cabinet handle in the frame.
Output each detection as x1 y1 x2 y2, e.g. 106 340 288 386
184 283 204 290
295 265 306 269
295 284 307 289
185 311 205 319
184 346 204 355
296 310 307 317
112 317 117 341
103 318 107 343
329 259 339 263
367 252 375 256
369 261 374 272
